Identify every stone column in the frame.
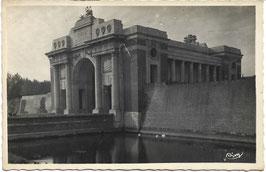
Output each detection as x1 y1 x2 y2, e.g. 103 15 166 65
218 66 223 81
235 66 238 80
213 65 217 82
171 59 176 82
206 65 210 82
64 62 72 114
53 65 61 114
50 66 55 112
110 52 120 114
228 63 232 80
93 56 103 114
181 61 185 83
189 62 194 83
198 63 202 83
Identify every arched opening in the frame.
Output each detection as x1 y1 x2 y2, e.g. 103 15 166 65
72 58 95 113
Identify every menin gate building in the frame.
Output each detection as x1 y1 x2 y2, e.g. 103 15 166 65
46 8 242 120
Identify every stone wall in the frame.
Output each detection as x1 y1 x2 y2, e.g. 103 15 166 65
18 93 52 115
138 77 256 140
8 114 115 140
123 49 140 112
124 112 140 132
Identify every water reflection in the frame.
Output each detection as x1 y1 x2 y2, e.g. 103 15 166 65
8 133 255 163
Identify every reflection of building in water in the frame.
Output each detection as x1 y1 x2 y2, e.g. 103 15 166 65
45 8 243 120
8 133 255 163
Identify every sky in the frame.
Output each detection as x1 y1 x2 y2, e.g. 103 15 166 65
6 6 255 81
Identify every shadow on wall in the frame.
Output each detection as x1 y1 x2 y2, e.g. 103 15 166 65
139 84 156 131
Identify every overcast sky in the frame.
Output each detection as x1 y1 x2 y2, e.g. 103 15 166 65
6 6 255 81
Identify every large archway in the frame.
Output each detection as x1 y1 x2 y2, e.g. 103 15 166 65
72 58 95 113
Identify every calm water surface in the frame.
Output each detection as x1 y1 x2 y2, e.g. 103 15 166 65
8 133 255 163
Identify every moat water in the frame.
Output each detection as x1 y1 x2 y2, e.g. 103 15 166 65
8 133 255 163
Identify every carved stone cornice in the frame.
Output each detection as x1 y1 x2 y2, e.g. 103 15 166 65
50 60 68 66
91 48 118 57
49 54 71 66
84 34 125 46
45 48 70 57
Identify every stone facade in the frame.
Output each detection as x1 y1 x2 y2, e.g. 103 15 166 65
46 9 242 127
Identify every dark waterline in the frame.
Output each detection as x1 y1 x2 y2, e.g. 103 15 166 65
8 133 255 163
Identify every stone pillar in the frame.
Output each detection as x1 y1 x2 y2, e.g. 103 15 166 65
53 65 61 114
50 66 55 111
189 62 194 83
206 65 210 82
235 66 238 80
93 56 103 114
171 59 176 82
218 66 223 81
228 63 232 80
110 52 120 114
198 63 202 83
64 62 72 114
213 65 217 82
181 61 185 83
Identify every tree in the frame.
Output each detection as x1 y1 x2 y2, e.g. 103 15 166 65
7 73 51 100
7 73 23 100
